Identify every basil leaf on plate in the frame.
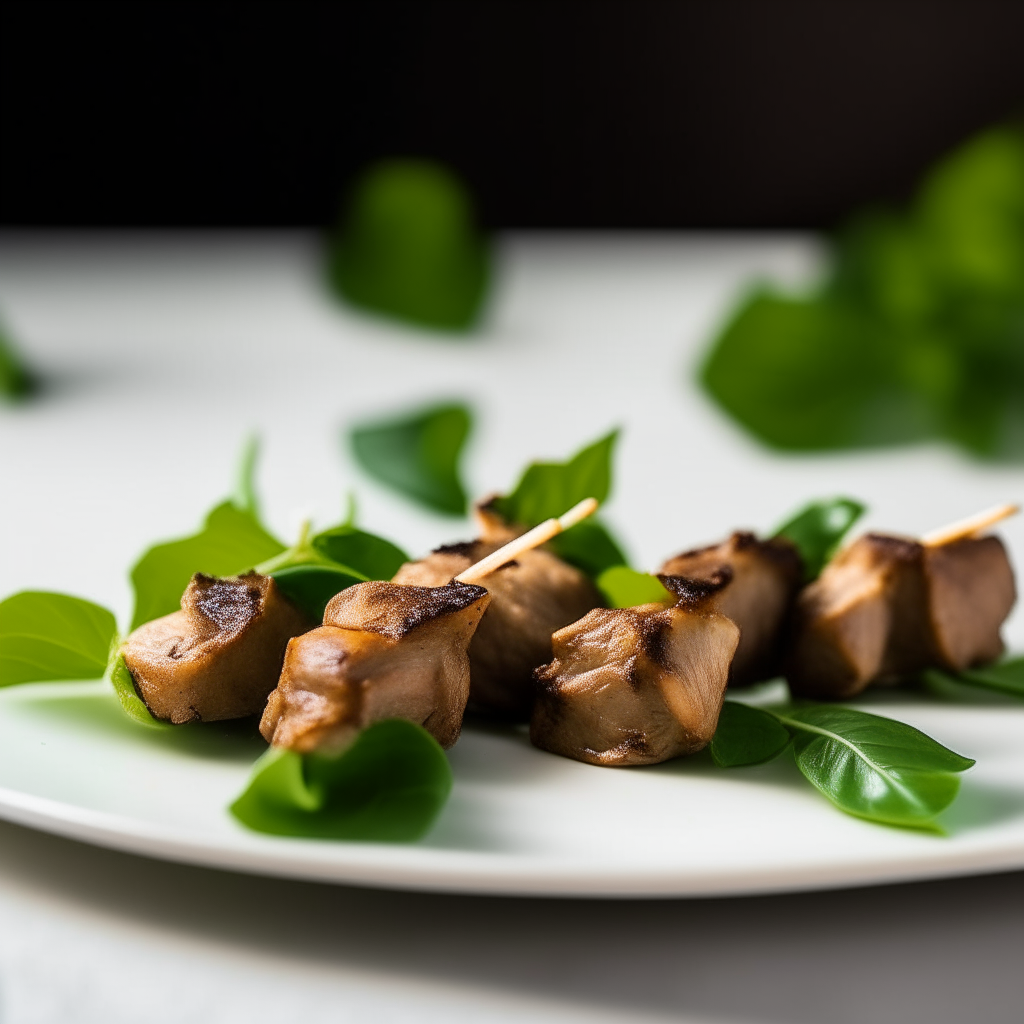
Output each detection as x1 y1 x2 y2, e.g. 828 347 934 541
130 501 286 629
491 430 618 527
547 518 628 578
327 160 491 332
0 591 117 685
310 525 409 580
269 564 368 623
108 653 171 730
350 402 472 516
230 719 453 841
775 705 974 827
596 567 670 609
710 701 791 767
773 497 866 580
925 658 1024 699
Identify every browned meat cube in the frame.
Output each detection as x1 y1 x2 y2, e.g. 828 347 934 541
659 531 802 686
530 576 740 767
786 533 1016 699
122 572 312 724
393 538 601 719
260 580 490 752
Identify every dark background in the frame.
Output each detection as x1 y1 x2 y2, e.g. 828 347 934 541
2 1 1023 230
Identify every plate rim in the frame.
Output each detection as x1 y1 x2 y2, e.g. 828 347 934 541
3 782 1024 898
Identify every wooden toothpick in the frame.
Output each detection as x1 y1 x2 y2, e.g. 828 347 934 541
921 502 1020 547
456 498 599 585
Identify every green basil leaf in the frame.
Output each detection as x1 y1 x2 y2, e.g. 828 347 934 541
710 701 792 767
232 434 261 519
310 525 410 580
350 402 471 516
699 126 1024 461
928 657 1024 699
546 518 628 579
327 160 491 332
773 497 866 580
0 591 117 685
108 653 172 730
230 719 453 841
491 430 619 527
775 705 974 827
596 566 671 609
0 323 33 399
269 564 368 623
130 501 286 629
700 291 897 451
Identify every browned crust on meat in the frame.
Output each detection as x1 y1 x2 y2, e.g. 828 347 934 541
260 580 490 752
530 603 739 766
122 572 312 724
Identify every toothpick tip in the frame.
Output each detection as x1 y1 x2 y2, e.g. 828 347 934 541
922 502 1020 546
558 497 599 531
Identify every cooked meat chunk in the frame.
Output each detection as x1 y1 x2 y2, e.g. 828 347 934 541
530 576 740 766
787 533 1016 699
260 580 489 752
659 531 802 686
122 572 312 724
393 539 601 719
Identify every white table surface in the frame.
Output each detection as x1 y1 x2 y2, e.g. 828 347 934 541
1 231 1023 1023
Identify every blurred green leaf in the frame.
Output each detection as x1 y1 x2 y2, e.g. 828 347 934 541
350 402 471 516
327 160 491 332
0 323 33 399
700 124 1024 460
230 719 453 841
773 497 866 580
0 591 116 685
547 518 628 578
925 657 1024 699
491 431 618 526
596 566 670 608
232 435 261 518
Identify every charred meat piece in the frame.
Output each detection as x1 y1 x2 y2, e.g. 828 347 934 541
260 580 490 752
122 572 312 724
787 533 1016 699
393 539 601 719
659 531 802 686
530 576 740 767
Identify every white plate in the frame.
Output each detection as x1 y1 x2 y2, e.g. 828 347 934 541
1 232 1024 897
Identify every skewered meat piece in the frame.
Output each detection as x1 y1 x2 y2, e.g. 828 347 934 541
659 531 802 686
530 575 740 766
786 532 1016 699
122 572 312 724
260 580 490 752
393 534 601 720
